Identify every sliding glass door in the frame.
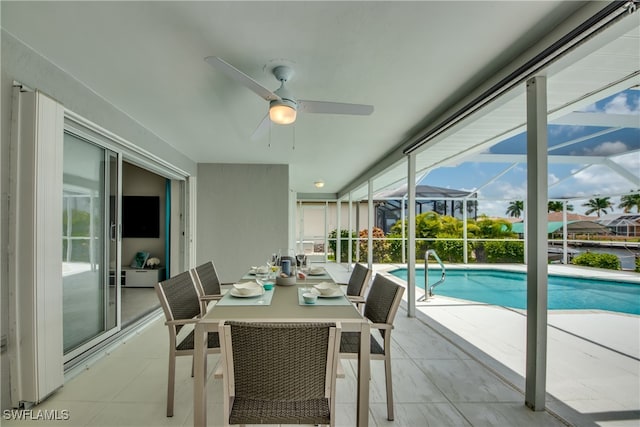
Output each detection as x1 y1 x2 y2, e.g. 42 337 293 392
62 132 120 359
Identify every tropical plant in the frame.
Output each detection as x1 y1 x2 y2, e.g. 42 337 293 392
582 197 613 217
547 201 574 212
387 213 522 264
505 200 524 218
572 252 620 270
483 240 525 263
358 227 391 263
471 215 517 262
327 229 357 261
473 215 514 239
618 191 640 213
432 234 467 263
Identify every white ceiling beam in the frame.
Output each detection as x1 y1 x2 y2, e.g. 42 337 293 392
471 163 519 195
547 127 623 152
548 164 593 190
552 111 640 128
471 154 609 164
603 158 640 187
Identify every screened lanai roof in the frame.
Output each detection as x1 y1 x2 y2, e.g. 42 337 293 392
373 184 472 200
344 16 639 219
598 213 640 227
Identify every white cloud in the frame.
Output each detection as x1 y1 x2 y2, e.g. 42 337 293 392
578 92 640 114
555 163 635 200
604 93 640 114
548 173 560 185
578 103 598 113
584 141 628 156
476 199 510 218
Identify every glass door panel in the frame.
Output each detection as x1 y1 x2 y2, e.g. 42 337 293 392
62 132 119 356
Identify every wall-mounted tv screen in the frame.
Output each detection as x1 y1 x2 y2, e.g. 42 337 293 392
122 196 160 238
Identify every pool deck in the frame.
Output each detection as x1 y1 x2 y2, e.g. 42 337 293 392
367 263 640 426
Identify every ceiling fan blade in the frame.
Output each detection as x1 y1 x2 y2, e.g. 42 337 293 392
205 56 280 102
297 100 374 116
250 113 271 141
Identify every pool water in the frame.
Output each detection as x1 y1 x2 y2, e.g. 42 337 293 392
389 268 640 315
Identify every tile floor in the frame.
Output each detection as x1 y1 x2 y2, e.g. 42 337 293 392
4 264 638 427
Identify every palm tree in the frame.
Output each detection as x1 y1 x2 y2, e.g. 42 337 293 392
618 192 640 213
505 200 524 218
548 201 574 213
582 197 613 217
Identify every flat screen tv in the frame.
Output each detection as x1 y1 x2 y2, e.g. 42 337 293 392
122 196 160 238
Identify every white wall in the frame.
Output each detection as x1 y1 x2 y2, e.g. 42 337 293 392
297 201 370 239
196 164 289 282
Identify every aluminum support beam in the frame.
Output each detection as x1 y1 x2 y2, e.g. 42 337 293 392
462 199 468 264
336 199 342 264
525 75 548 411
348 193 353 270
367 179 373 269
407 153 416 317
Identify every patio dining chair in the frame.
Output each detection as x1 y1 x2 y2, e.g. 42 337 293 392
191 260 225 312
155 270 220 417
219 321 342 426
339 274 404 421
340 263 372 311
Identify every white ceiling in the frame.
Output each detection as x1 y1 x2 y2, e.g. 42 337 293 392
2 1 635 195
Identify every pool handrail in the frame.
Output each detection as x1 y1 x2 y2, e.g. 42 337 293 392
418 249 446 301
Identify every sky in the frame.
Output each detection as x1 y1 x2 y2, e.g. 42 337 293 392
421 89 640 218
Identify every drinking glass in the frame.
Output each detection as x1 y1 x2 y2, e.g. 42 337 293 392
299 257 310 291
296 254 306 268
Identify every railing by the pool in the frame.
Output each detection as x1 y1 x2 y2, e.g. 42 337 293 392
418 249 446 301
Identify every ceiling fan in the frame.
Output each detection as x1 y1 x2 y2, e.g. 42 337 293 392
205 56 374 139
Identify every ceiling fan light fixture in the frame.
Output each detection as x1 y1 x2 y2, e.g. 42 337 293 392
269 99 297 125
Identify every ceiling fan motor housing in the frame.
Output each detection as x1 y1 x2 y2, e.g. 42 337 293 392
273 65 294 83
272 84 297 110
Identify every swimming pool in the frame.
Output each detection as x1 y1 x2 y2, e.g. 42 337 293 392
389 268 640 315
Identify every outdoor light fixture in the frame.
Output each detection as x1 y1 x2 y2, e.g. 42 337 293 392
314 180 325 188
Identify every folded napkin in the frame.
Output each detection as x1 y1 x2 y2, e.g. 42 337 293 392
233 281 262 295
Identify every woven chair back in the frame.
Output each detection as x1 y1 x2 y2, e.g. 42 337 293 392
346 263 371 297
157 271 201 333
364 275 404 338
194 261 221 296
227 321 334 400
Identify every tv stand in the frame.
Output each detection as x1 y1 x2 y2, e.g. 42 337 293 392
122 267 165 288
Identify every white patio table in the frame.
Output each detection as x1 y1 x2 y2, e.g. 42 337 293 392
193 275 370 426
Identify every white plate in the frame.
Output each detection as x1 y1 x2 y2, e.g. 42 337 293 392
317 290 343 298
230 288 264 298
313 282 339 295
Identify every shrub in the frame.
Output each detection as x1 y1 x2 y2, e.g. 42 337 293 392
386 232 404 263
572 252 620 270
431 236 467 263
358 227 392 263
636 256 640 273
483 240 525 263
328 229 357 261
